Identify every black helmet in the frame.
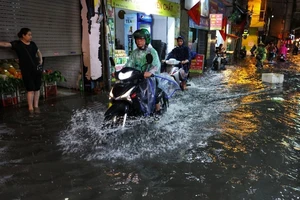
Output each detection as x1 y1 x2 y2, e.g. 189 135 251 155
133 29 151 45
176 36 184 41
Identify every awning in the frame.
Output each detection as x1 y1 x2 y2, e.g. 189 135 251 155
227 34 239 39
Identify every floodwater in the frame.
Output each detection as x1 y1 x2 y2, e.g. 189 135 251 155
1 57 300 200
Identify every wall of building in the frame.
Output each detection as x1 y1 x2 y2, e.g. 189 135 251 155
268 0 294 39
114 8 176 54
115 9 167 43
80 0 102 81
44 55 82 89
0 0 82 89
242 28 258 51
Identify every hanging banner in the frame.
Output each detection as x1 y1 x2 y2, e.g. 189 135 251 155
210 14 223 30
111 0 180 18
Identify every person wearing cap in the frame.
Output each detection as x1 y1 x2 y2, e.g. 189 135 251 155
166 36 190 90
124 28 162 114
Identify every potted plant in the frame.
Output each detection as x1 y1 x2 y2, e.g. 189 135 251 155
0 77 21 107
42 70 66 83
42 70 66 98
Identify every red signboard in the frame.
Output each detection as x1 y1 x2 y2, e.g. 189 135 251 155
190 54 205 73
210 14 223 30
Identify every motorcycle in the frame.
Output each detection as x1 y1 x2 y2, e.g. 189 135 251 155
292 46 298 55
211 52 227 70
279 54 286 62
164 58 187 90
240 48 246 59
255 54 263 69
250 45 257 57
104 55 170 127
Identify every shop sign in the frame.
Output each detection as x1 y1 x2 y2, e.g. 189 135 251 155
210 14 223 30
190 54 205 73
111 0 180 18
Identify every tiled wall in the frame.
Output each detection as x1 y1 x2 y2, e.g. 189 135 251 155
44 55 82 89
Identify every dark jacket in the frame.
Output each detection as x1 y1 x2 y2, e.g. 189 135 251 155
167 45 190 62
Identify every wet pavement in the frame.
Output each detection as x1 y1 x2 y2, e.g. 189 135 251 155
1 56 300 200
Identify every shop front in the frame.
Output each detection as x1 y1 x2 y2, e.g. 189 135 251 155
107 0 181 74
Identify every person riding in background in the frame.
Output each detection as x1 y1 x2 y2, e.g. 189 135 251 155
267 42 276 62
216 43 226 54
279 43 287 57
212 43 226 70
166 36 190 90
0 28 43 117
124 28 161 114
255 42 267 68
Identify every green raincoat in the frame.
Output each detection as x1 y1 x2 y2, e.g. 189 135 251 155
255 46 267 61
125 45 161 74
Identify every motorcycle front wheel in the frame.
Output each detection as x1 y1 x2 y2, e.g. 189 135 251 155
104 102 129 121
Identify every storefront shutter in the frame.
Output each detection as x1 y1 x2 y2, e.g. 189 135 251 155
197 30 207 55
0 0 81 59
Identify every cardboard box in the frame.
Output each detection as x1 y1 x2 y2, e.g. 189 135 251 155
262 73 284 84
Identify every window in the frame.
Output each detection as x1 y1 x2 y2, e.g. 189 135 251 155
259 0 266 21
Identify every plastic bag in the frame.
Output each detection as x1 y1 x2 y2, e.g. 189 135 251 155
138 78 156 116
155 73 180 98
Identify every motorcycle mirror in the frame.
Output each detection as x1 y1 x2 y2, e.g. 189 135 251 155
146 54 153 64
109 57 115 66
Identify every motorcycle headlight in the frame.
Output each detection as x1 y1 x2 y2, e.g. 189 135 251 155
118 71 133 80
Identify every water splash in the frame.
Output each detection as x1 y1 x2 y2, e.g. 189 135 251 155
58 70 270 162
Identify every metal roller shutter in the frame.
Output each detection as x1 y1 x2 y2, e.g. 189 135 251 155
197 30 208 55
0 0 81 59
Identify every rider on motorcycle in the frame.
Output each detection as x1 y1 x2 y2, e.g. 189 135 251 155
255 42 267 68
166 36 190 90
124 28 162 113
212 43 227 70
278 43 287 61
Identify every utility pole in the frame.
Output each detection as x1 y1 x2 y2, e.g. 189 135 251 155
100 0 111 92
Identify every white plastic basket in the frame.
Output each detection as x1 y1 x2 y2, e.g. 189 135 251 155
262 73 284 83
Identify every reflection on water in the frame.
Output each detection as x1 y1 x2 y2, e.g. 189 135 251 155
1 58 300 199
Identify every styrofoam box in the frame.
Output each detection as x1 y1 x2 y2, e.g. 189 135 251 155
262 73 284 83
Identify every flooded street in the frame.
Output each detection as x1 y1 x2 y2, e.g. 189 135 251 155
1 57 300 200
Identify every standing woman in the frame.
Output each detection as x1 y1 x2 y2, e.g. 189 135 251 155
0 28 43 115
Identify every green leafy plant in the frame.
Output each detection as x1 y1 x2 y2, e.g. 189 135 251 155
42 70 66 83
0 77 23 94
